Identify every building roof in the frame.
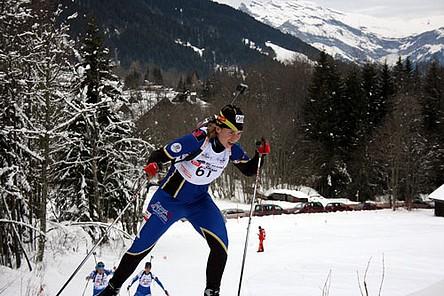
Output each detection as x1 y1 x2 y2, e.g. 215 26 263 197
429 184 444 201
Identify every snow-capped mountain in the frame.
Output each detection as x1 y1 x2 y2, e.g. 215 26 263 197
215 0 444 64
61 0 321 75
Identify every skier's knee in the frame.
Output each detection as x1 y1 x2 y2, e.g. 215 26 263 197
206 234 227 262
202 228 228 254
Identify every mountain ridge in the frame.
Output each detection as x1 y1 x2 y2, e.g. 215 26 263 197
217 0 444 64
60 0 321 75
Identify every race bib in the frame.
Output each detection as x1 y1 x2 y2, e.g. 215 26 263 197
175 141 230 185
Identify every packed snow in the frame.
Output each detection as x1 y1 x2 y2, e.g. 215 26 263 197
1 200 444 296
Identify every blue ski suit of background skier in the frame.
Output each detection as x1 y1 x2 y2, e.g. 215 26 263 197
98 104 270 296
86 262 113 296
127 262 169 296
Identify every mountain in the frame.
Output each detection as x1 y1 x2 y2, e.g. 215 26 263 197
215 0 444 64
59 0 320 75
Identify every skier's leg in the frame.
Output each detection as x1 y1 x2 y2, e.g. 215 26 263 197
100 190 183 295
187 196 228 293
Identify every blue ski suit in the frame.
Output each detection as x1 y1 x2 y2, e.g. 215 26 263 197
87 269 113 296
129 271 166 296
104 127 260 293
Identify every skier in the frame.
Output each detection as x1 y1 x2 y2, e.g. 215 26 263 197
98 104 270 296
257 226 266 252
86 262 114 296
127 262 169 296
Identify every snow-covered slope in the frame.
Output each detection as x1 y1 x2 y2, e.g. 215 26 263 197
215 0 444 64
2 209 444 296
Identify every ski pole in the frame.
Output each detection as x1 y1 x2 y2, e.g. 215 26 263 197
196 83 249 130
56 175 147 296
237 154 263 296
81 279 89 296
231 83 248 105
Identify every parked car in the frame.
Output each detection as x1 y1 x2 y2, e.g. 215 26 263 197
325 202 351 212
356 202 382 211
294 202 325 214
411 199 434 209
253 204 286 216
221 208 248 219
285 202 305 214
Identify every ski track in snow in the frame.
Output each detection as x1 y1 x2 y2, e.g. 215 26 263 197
1 209 444 296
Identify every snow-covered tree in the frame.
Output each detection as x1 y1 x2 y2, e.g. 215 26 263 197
54 18 149 235
27 9 77 262
0 0 40 268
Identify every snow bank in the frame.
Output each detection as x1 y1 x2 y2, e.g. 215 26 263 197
1 204 443 296
264 186 360 207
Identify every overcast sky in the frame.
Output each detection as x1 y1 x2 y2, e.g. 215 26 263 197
313 0 444 18
220 0 444 19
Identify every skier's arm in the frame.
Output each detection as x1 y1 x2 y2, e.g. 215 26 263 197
126 276 135 290
128 273 139 287
154 276 166 290
146 129 207 169
232 151 261 176
231 138 270 176
86 271 94 280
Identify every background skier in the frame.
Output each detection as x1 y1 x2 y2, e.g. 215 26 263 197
127 262 169 296
258 226 266 252
86 262 114 296
98 104 270 296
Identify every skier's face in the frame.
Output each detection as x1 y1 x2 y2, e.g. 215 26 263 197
144 267 151 273
216 127 242 148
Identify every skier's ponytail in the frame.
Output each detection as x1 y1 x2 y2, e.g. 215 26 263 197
196 115 218 139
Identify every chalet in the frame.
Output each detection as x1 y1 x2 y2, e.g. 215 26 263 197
429 184 444 217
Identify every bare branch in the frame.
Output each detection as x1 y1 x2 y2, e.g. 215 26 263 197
322 269 332 296
357 270 364 296
363 257 372 296
378 254 385 296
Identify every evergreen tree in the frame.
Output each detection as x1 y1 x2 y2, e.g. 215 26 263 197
144 66 150 83
349 62 395 201
176 76 185 92
0 0 74 266
55 19 148 232
152 67 163 85
421 61 444 187
0 0 40 268
303 51 352 197
392 56 404 92
422 61 443 134
28 10 77 262
360 62 379 135
375 62 395 123
124 69 142 90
